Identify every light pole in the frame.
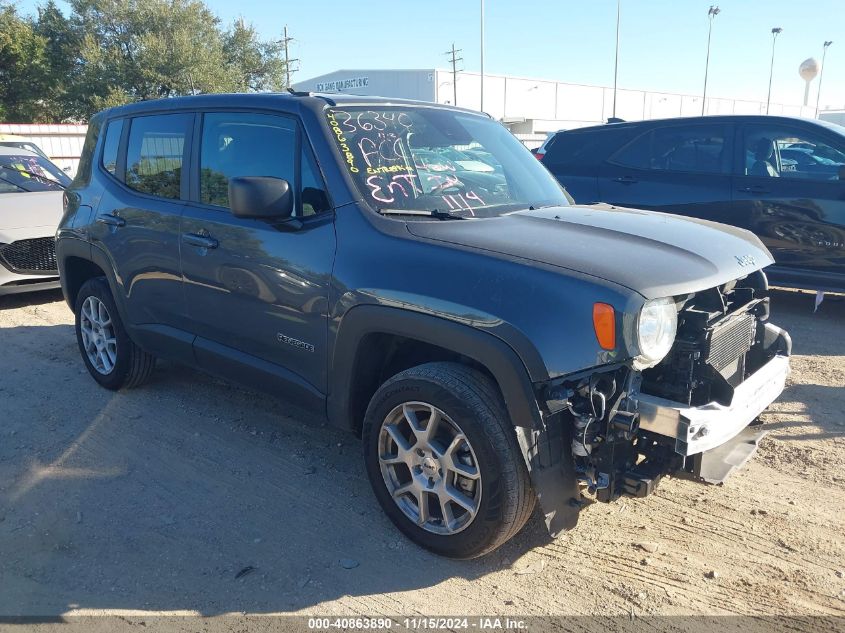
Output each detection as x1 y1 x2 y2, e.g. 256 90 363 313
816 40 833 117
702 6 720 116
480 0 485 112
766 27 783 115
612 0 620 119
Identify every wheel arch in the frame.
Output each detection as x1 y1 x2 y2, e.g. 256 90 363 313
58 240 129 322
328 305 545 434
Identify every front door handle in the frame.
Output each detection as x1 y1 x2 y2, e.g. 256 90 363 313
96 213 125 227
613 176 638 184
738 186 770 194
182 233 219 250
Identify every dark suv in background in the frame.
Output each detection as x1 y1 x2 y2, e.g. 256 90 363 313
541 115 845 292
57 94 790 558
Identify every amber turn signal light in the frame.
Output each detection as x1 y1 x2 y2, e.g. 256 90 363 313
592 303 616 350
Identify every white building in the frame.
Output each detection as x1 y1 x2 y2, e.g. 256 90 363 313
0 123 87 175
295 68 818 144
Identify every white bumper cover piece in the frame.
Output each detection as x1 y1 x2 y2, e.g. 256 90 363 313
636 354 790 456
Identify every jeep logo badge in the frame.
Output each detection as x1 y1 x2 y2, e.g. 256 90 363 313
735 255 756 267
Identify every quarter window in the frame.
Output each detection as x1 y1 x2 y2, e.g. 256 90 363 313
610 125 728 174
101 119 124 176
301 144 330 216
125 114 191 200
200 112 296 210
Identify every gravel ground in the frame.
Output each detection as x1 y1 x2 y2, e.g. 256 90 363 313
0 287 843 623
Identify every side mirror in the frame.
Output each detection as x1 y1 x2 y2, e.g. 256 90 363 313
229 176 293 219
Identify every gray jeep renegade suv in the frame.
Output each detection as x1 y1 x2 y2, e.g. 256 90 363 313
57 93 791 559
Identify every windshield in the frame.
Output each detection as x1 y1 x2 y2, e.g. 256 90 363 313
0 153 70 193
0 141 50 159
326 106 569 217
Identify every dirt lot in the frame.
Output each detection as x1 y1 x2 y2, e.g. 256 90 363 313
0 287 843 622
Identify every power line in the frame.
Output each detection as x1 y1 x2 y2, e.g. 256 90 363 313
444 43 463 106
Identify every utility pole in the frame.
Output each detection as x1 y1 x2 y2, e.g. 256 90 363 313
445 43 463 105
612 0 620 119
816 41 833 118
480 0 485 112
702 6 720 115
766 27 783 115
281 26 299 89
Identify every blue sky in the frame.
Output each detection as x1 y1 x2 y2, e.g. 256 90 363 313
18 0 845 109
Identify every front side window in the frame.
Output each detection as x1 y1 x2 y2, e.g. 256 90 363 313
610 125 728 174
200 112 296 210
742 125 845 181
0 152 70 193
326 106 568 217
125 114 191 199
101 119 124 176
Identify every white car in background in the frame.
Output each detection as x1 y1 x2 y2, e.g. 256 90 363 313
0 133 50 159
0 147 69 296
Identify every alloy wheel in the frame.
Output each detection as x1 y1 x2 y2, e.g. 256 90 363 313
79 296 117 375
378 401 482 535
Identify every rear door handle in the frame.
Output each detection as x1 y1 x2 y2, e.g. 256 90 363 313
96 213 125 227
613 176 638 184
182 233 219 250
738 186 770 194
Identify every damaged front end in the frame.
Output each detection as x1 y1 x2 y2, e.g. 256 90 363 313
528 271 791 536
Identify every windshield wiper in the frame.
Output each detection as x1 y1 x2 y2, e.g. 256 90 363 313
0 166 67 190
376 208 467 220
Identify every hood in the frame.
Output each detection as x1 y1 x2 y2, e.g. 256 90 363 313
405 204 774 299
0 191 64 234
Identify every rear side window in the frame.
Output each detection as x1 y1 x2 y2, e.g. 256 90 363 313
199 112 296 210
101 119 124 176
740 124 845 180
125 114 191 200
610 125 729 174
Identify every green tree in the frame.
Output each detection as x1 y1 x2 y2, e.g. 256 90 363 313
224 18 287 92
70 0 235 113
32 0 81 120
0 0 289 122
0 2 50 121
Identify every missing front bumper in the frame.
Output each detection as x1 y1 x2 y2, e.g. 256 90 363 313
636 353 790 456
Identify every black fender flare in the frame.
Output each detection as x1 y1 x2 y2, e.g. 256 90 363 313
329 304 583 535
327 305 544 431
55 236 93 308
57 239 132 331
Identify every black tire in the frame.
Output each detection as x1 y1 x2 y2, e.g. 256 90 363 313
74 277 155 390
363 362 535 559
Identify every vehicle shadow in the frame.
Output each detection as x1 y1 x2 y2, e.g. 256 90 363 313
0 323 552 618
768 287 845 355
0 288 65 310
761 288 845 441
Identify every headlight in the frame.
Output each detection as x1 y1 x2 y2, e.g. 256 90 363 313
635 297 678 367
